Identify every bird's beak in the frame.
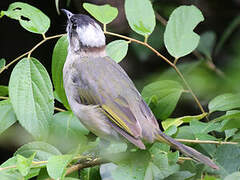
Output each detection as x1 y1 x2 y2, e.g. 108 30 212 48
61 9 73 19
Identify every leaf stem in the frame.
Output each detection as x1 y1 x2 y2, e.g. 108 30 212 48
42 33 47 40
174 58 179 65
103 24 106 32
172 66 206 115
144 35 149 43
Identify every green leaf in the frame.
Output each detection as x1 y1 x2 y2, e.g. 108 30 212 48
14 141 62 161
101 142 127 155
2 2 50 34
197 31 216 59
47 154 73 179
180 160 204 179
214 145 240 178
190 120 221 134
100 163 117 180
81 166 101 180
149 143 179 179
125 0 156 36
106 40 128 63
0 85 8 96
52 35 70 110
141 80 184 120
52 111 89 135
112 151 150 180
49 111 88 152
130 23 165 61
164 5 204 58
208 93 240 113
0 157 23 180
83 3 118 24
109 144 179 180
0 58 6 71
215 15 240 55
175 126 195 140
53 90 62 103
36 168 50 180
0 100 17 135
203 175 221 180
9 58 54 139
0 172 22 180
220 111 240 131
224 172 240 180
225 128 238 140
162 113 207 130
164 125 178 136
165 171 195 180
16 153 35 176
0 156 40 179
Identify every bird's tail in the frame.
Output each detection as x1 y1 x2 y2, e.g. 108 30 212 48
156 131 219 169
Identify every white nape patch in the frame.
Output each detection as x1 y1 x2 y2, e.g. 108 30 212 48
76 22 105 47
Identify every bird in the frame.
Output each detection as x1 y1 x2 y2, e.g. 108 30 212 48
61 9 219 170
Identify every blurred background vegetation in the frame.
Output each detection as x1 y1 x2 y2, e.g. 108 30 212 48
1 0 240 165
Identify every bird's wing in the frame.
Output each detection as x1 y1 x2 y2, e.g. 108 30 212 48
72 56 143 139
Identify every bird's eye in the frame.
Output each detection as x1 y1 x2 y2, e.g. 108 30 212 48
72 22 77 29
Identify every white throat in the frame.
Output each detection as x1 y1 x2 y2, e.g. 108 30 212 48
76 23 105 47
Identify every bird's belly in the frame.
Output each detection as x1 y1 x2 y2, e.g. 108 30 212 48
73 104 121 141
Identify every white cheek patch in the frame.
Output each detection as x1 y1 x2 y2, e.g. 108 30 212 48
76 23 105 47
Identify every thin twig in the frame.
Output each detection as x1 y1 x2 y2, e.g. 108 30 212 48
66 156 194 176
54 107 66 112
0 33 66 74
176 139 238 145
104 31 206 115
0 165 16 171
66 158 109 175
0 160 47 171
178 157 192 161
172 66 206 115
155 11 167 26
0 52 28 74
0 96 8 100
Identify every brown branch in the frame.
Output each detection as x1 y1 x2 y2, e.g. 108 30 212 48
155 11 167 26
66 158 109 175
104 30 206 115
66 156 194 176
0 96 8 100
54 107 66 112
0 33 66 74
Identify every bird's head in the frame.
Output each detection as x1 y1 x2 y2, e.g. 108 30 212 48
61 9 106 52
